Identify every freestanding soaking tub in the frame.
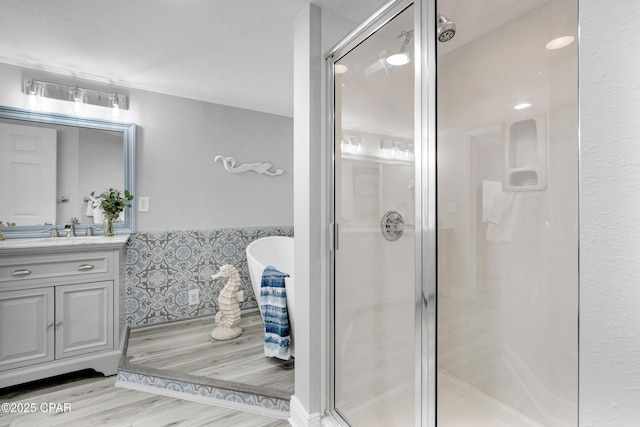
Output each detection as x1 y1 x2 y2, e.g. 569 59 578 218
246 236 295 356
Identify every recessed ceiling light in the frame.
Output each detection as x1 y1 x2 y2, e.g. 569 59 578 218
386 53 410 66
335 63 348 74
514 102 532 110
546 36 575 50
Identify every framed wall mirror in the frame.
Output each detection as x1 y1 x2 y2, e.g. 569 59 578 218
0 105 136 238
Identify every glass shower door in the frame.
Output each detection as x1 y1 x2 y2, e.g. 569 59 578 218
331 4 417 426
436 0 578 426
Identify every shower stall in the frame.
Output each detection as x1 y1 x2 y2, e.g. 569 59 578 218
327 0 578 425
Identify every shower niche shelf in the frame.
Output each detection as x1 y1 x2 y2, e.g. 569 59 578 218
503 115 547 191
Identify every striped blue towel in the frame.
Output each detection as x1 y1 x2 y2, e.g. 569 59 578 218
260 266 291 360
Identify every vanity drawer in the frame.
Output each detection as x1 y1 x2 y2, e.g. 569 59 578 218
0 252 113 284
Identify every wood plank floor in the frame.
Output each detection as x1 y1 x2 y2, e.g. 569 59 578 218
0 310 294 426
0 373 289 427
121 310 294 399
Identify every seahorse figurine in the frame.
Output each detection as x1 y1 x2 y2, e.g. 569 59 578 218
211 264 245 341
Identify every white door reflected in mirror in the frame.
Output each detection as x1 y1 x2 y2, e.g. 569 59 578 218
0 123 57 226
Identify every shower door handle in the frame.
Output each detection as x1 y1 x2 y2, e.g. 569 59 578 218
331 222 339 251
381 210 405 241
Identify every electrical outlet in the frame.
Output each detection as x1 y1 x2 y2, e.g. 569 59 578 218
138 196 149 212
188 289 200 305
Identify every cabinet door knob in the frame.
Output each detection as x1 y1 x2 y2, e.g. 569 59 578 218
55 321 62 327
11 269 32 276
47 322 54 328
77 264 95 271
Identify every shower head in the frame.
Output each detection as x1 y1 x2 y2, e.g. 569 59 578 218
437 15 456 42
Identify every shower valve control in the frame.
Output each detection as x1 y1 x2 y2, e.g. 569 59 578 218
381 210 405 241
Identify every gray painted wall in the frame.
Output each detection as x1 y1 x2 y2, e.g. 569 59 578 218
0 62 294 232
129 90 293 231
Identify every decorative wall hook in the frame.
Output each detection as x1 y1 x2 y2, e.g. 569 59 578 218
214 155 285 176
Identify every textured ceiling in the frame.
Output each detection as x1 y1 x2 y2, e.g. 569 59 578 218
0 1 547 118
0 0 380 118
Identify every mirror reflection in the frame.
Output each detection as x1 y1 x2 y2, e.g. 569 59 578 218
0 106 136 237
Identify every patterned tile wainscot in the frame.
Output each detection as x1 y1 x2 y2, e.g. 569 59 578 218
124 227 293 326
115 371 290 418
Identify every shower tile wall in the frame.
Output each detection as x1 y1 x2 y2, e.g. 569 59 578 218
124 226 293 326
436 1 578 425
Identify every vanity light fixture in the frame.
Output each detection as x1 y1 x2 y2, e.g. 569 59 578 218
24 79 44 110
341 135 362 154
23 78 129 116
380 139 414 161
109 94 125 119
70 87 86 115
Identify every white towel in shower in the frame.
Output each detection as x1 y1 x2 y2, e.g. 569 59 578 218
486 191 509 241
486 191 549 242
486 192 518 242
483 180 503 224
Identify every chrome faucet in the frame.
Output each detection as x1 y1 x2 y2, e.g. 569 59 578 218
65 218 79 237
42 226 60 238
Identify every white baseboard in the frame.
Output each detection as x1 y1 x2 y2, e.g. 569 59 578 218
289 395 322 427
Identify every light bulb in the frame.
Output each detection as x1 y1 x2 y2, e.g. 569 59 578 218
27 93 39 108
110 94 121 119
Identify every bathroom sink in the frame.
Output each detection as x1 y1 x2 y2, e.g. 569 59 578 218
0 235 130 254
2 237 102 245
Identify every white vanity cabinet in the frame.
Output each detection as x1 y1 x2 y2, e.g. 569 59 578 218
0 236 128 388
0 287 55 370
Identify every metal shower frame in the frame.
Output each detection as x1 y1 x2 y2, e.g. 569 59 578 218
325 0 437 425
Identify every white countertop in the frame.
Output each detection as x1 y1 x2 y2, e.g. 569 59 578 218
0 234 131 256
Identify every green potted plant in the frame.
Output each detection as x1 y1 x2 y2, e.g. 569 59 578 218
91 188 134 236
